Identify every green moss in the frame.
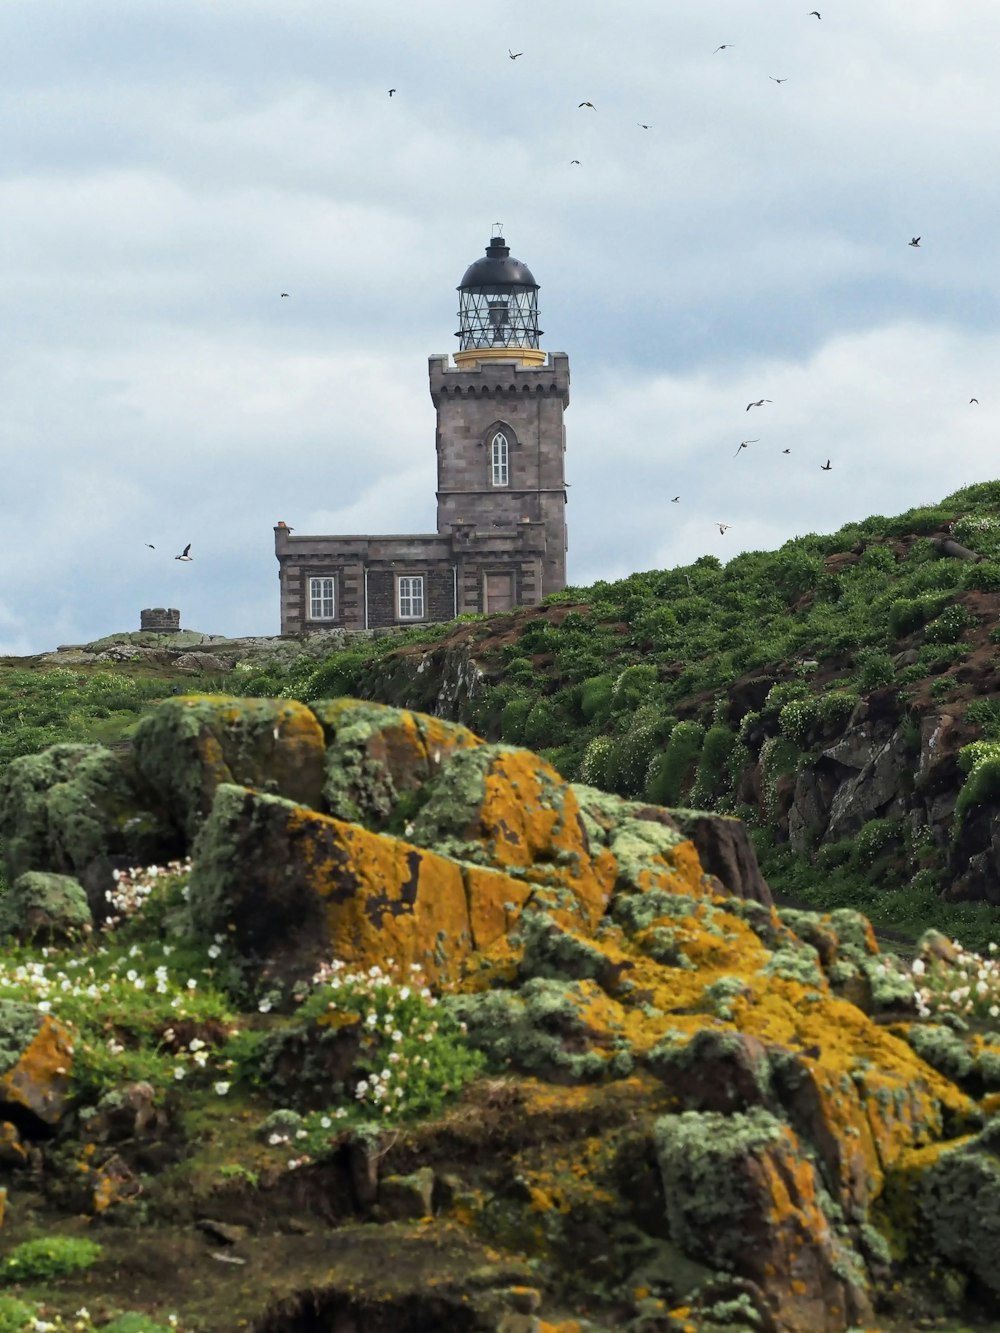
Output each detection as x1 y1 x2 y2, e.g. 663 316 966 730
903 1025 975 1083
0 999 43 1074
0 871 92 944
516 910 610 985
919 1135 1000 1298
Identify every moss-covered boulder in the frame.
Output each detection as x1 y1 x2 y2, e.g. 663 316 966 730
0 871 92 944
0 999 75 1130
132 695 326 841
654 1108 874 1331
311 698 482 828
0 743 175 908
916 1119 1000 1299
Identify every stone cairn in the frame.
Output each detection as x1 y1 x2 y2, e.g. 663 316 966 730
140 608 180 633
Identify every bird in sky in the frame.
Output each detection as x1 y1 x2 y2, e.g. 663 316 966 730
570 159 581 165
638 123 652 129
909 236 921 247
746 399 772 411
821 460 832 471
718 523 732 534
770 77 788 84
280 292 289 297
782 448 791 454
671 496 680 502
579 101 596 109
970 398 980 404
714 45 733 53
145 543 155 549
508 49 523 59
809 10 821 18
735 438 759 456
388 88 396 97
175 544 193 561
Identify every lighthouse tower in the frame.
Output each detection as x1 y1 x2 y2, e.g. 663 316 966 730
429 229 570 601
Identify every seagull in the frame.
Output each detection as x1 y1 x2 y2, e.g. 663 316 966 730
809 10 821 17
735 438 759 456
909 236 921 247
746 399 772 411
175 543 193 561
970 398 979 404
714 44 733 53
280 292 289 297
578 101 596 109
717 523 731 535
145 543 155 549
388 89 396 97
638 123 652 129
671 496 680 502
782 448 791 454
570 159 581 164
509 49 523 59
821 460 832 471
770 77 788 84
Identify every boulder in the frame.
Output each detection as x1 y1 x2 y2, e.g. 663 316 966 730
654 1108 874 1332
916 1121 1000 1299
312 698 482 828
0 871 92 944
667 808 773 906
0 1000 75 1130
132 695 326 841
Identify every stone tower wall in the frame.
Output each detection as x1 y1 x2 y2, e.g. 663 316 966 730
429 352 569 596
141 607 181 633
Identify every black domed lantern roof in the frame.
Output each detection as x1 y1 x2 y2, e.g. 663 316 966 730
456 230 542 353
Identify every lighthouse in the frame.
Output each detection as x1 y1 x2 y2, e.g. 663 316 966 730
275 230 570 631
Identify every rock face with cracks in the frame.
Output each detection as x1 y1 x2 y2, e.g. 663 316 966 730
1 695 999 1332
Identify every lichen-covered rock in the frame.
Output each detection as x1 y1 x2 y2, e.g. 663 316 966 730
132 695 326 841
188 784 475 989
0 743 175 904
0 1000 75 1130
378 1166 435 1221
646 1029 774 1114
654 1108 874 1332
408 747 616 930
311 698 482 828
915 1119 1000 1298
0 871 92 944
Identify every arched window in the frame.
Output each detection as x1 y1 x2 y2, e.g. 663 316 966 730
490 432 509 487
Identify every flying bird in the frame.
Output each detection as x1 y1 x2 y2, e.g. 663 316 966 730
735 438 759 456
570 159 581 164
717 523 732 535
280 292 289 297
909 236 921 247
175 544 193 561
746 399 772 411
145 543 155 549
508 49 523 59
578 101 596 109
821 460 832 471
970 398 979 404
714 44 733 53
809 10 821 17
671 496 680 502
782 448 791 454
769 77 788 84
388 88 396 97
638 123 652 129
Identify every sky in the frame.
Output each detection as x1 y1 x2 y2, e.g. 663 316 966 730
3 0 1000 653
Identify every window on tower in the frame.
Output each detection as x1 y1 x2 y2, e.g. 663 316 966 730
490 432 509 487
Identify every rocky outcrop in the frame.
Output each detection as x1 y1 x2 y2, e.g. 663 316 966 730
2 697 999 1331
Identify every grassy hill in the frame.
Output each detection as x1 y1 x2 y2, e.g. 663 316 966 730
5 478 1000 951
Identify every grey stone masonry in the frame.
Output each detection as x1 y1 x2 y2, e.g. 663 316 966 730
140 608 181 632
429 352 569 597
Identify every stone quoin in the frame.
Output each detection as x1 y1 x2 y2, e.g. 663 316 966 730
275 230 570 633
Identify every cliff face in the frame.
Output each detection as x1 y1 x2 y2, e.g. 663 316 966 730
1 696 999 1332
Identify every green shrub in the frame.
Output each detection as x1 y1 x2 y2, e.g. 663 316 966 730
645 721 704 806
606 722 660 798
964 699 1000 738
611 664 659 712
759 736 801 820
580 736 615 788
954 740 1000 829
963 560 1000 592
579 675 613 722
924 603 976 645
763 682 808 712
502 656 536 684
499 695 533 744
521 698 560 749
689 725 736 809
854 650 895 691
779 697 820 745
818 690 859 728
853 818 906 869
889 595 948 639
0 1235 102 1283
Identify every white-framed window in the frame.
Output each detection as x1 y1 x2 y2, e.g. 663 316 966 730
397 575 425 620
490 431 509 487
308 576 335 620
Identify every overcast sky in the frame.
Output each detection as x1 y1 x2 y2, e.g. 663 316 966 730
3 0 999 653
